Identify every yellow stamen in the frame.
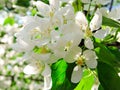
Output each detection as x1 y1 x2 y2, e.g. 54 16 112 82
85 27 93 37
40 46 50 54
76 56 84 66
49 11 54 17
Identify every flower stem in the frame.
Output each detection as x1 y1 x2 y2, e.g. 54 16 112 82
87 0 92 18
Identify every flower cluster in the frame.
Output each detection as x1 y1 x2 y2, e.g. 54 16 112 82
0 10 46 90
13 0 120 89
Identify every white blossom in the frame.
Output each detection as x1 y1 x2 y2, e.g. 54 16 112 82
75 9 106 49
23 52 52 90
81 0 111 5
71 50 98 83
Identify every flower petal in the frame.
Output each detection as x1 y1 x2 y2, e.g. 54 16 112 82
49 0 59 11
64 46 82 63
90 10 102 31
42 64 52 90
84 38 94 49
42 64 51 77
71 66 83 83
96 0 111 5
75 11 88 30
47 54 60 64
12 39 30 52
94 29 109 39
83 50 97 60
108 6 120 19
81 0 90 3
35 1 50 17
99 7 108 16
23 64 39 74
83 50 97 68
85 59 97 68
43 74 52 90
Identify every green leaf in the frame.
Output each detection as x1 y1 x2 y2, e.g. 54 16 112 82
97 62 120 90
102 16 120 28
95 42 120 90
108 46 120 62
0 31 6 37
16 0 30 7
56 78 75 90
98 84 104 90
95 43 118 67
3 17 15 26
108 46 120 72
74 69 95 90
51 59 68 90
51 60 78 90
41 0 49 4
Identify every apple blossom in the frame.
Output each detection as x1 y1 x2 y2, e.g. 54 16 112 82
71 49 98 83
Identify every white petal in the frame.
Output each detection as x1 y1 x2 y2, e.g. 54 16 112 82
62 5 75 23
75 11 88 30
83 50 97 68
64 46 82 63
63 32 83 47
85 59 97 68
22 22 39 32
47 54 60 64
49 0 59 11
50 30 60 41
94 29 109 39
53 4 74 26
81 0 90 3
42 64 52 90
0 46 5 56
71 66 83 83
34 52 50 61
99 7 108 16
43 75 52 90
12 39 32 52
42 64 51 77
22 16 36 25
36 39 50 47
96 0 111 5
60 0 73 3
52 13 62 27
61 24 83 46
90 10 102 31
35 1 50 17
26 52 50 62
83 50 97 60
62 23 84 39
23 64 39 74
22 17 49 33
108 6 120 19
54 49 66 58
84 38 94 49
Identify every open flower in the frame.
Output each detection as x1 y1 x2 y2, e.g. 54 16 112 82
71 49 98 83
48 23 83 59
12 16 51 52
34 0 75 28
24 62 52 90
23 52 52 90
75 9 108 49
